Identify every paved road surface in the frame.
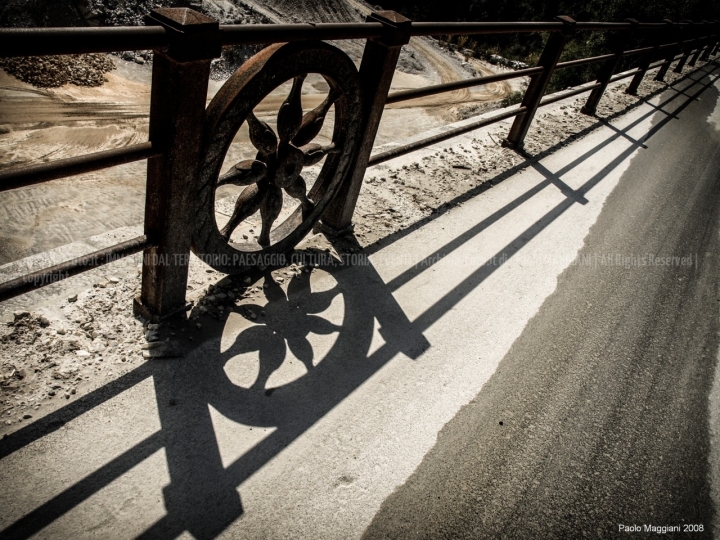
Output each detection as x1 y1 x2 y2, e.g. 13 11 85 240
363 70 720 538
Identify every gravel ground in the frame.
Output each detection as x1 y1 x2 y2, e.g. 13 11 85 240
0 64 697 438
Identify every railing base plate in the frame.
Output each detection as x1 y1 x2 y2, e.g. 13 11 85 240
133 296 193 324
314 220 355 238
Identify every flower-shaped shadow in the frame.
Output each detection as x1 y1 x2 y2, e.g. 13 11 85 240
228 271 342 391
217 75 342 246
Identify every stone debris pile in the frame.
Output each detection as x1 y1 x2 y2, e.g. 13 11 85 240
0 54 115 88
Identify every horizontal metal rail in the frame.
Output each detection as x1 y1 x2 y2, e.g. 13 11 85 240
0 142 159 192
659 52 687 65
622 45 655 57
575 22 634 30
608 68 642 82
0 20 709 57
0 27 167 57
386 66 544 104
219 22 384 45
372 51 708 167
386 39 711 107
556 53 616 70
648 58 671 69
409 21 566 36
409 21 683 37
368 106 527 166
538 82 604 107
0 235 153 302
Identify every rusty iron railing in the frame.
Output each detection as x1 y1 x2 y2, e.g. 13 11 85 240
0 9 717 321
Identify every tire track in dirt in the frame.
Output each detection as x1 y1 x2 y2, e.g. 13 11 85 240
386 37 511 111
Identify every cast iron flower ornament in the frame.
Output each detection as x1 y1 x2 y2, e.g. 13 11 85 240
216 74 342 246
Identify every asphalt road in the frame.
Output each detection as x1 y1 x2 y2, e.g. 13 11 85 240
362 71 720 538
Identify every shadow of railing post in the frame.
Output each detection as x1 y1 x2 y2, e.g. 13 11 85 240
320 10 411 234
133 8 222 322
502 15 576 150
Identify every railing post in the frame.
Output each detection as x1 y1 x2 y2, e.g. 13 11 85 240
581 19 638 115
655 20 680 81
133 8 221 322
674 21 697 73
502 16 576 150
700 21 719 61
320 11 411 233
709 21 720 57
626 27 662 95
690 22 710 66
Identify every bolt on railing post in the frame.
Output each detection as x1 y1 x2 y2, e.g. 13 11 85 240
655 20 680 81
581 19 638 115
674 21 697 73
320 10 411 233
502 15 576 150
626 28 662 95
133 8 221 322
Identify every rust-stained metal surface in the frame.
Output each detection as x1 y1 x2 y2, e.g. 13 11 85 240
321 10 411 232
385 66 544 105
0 143 159 193
368 106 528 167
581 20 638 115
135 8 220 321
503 16 577 150
192 40 362 274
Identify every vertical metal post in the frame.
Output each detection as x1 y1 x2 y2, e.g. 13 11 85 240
700 22 719 60
689 22 708 66
502 16 576 150
655 20 679 81
133 8 221 322
581 19 638 115
626 28 661 95
674 22 696 73
321 11 411 233
709 22 720 57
